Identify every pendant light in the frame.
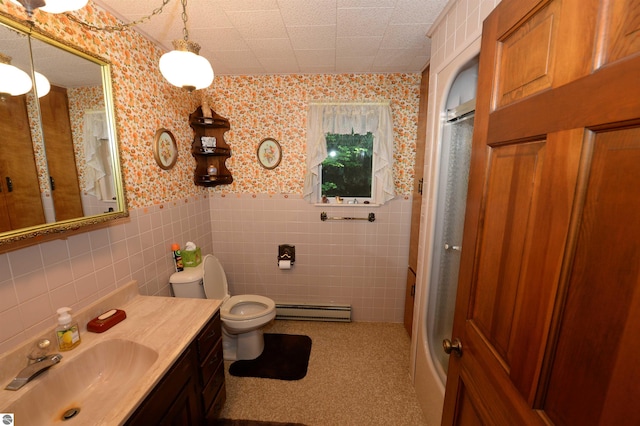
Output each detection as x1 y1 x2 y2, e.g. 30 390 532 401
34 71 51 97
159 0 214 92
9 0 88 15
0 53 32 97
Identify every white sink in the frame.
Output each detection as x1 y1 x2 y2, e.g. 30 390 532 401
7 338 158 425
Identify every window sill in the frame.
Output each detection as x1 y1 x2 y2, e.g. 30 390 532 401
313 203 380 207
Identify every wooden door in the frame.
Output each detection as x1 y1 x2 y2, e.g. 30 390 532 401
405 66 430 336
442 0 640 424
39 85 84 221
0 94 46 231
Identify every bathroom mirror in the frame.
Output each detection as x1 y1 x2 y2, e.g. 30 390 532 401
0 14 127 247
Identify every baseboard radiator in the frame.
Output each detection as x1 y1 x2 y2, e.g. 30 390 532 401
275 303 352 322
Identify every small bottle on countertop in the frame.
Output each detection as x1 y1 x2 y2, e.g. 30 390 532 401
55 307 81 351
172 243 184 272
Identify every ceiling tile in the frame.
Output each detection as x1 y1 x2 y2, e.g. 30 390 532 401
338 0 396 7
336 36 382 57
226 10 289 39
259 57 301 74
335 56 375 73
337 7 394 37
287 25 337 50
278 0 337 26
92 0 449 75
295 49 336 68
191 28 250 50
381 24 431 50
390 0 448 24
217 0 279 12
245 38 295 59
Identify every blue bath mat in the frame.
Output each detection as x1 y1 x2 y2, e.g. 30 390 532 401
228 333 312 381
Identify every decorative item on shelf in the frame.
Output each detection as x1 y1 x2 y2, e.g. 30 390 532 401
257 138 282 170
189 106 233 187
153 128 178 170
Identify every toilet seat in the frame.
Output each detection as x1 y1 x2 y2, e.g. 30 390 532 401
221 295 276 321
201 254 276 321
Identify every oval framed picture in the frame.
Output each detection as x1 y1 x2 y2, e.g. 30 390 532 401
257 137 282 170
153 128 178 170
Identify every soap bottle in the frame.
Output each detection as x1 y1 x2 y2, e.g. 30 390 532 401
55 307 81 351
172 243 184 272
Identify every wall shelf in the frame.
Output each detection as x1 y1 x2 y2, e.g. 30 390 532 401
189 107 233 187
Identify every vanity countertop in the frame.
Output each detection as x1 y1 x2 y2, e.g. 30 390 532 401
0 281 222 425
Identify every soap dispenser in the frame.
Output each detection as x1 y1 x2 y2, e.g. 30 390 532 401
55 307 81 351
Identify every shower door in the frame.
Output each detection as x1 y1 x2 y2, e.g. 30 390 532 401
427 101 474 383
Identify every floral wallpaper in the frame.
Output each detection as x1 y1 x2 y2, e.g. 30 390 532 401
201 74 421 195
1 1 420 210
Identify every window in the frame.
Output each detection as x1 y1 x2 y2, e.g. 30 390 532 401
321 131 374 201
304 102 395 205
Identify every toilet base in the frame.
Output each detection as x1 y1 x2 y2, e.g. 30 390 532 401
222 327 265 361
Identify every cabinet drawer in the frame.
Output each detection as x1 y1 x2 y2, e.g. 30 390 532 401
201 338 223 387
197 312 221 361
202 361 225 413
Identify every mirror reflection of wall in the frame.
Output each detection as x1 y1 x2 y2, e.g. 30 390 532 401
0 18 124 239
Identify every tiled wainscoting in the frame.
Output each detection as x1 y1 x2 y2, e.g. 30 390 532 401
209 194 412 322
0 194 212 354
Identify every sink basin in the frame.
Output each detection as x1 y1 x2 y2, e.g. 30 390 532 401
7 339 158 425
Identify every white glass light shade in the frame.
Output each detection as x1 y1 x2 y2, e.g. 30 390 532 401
34 71 51 97
40 0 88 13
0 62 33 96
159 49 214 92
9 0 87 13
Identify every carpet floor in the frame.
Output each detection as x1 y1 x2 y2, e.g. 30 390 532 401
219 320 428 426
215 420 306 426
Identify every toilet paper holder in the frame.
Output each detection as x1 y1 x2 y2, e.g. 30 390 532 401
278 244 295 264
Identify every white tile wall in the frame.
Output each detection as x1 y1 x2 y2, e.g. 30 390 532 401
209 194 412 322
429 0 501 74
0 194 212 354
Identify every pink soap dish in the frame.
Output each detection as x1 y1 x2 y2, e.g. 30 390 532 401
87 309 126 333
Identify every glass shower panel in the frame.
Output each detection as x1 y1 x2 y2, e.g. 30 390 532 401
428 113 474 383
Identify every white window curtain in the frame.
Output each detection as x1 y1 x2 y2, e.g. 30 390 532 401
83 110 115 201
303 102 395 204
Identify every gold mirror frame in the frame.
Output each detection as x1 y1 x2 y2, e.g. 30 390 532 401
0 13 128 248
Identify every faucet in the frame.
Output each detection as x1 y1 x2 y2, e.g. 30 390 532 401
4 339 63 391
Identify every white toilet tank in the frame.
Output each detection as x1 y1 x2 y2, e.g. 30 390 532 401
170 265 206 299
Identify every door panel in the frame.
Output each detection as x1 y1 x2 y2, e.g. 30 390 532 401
604 0 640 65
543 127 640 425
472 141 545 360
442 0 640 424
0 95 46 231
39 85 84 221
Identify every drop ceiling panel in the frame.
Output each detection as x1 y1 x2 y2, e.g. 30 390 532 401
92 0 448 75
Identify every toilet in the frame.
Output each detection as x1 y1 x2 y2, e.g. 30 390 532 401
169 254 276 361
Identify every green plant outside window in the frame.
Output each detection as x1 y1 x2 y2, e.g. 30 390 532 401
321 132 373 198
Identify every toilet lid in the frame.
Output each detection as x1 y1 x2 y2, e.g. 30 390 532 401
202 254 229 300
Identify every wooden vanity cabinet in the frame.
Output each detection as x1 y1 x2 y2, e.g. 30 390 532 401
196 311 226 422
125 311 225 425
189 107 233 187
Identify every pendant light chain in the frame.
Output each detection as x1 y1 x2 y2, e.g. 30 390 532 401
66 0 173 32
181 0 189 42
